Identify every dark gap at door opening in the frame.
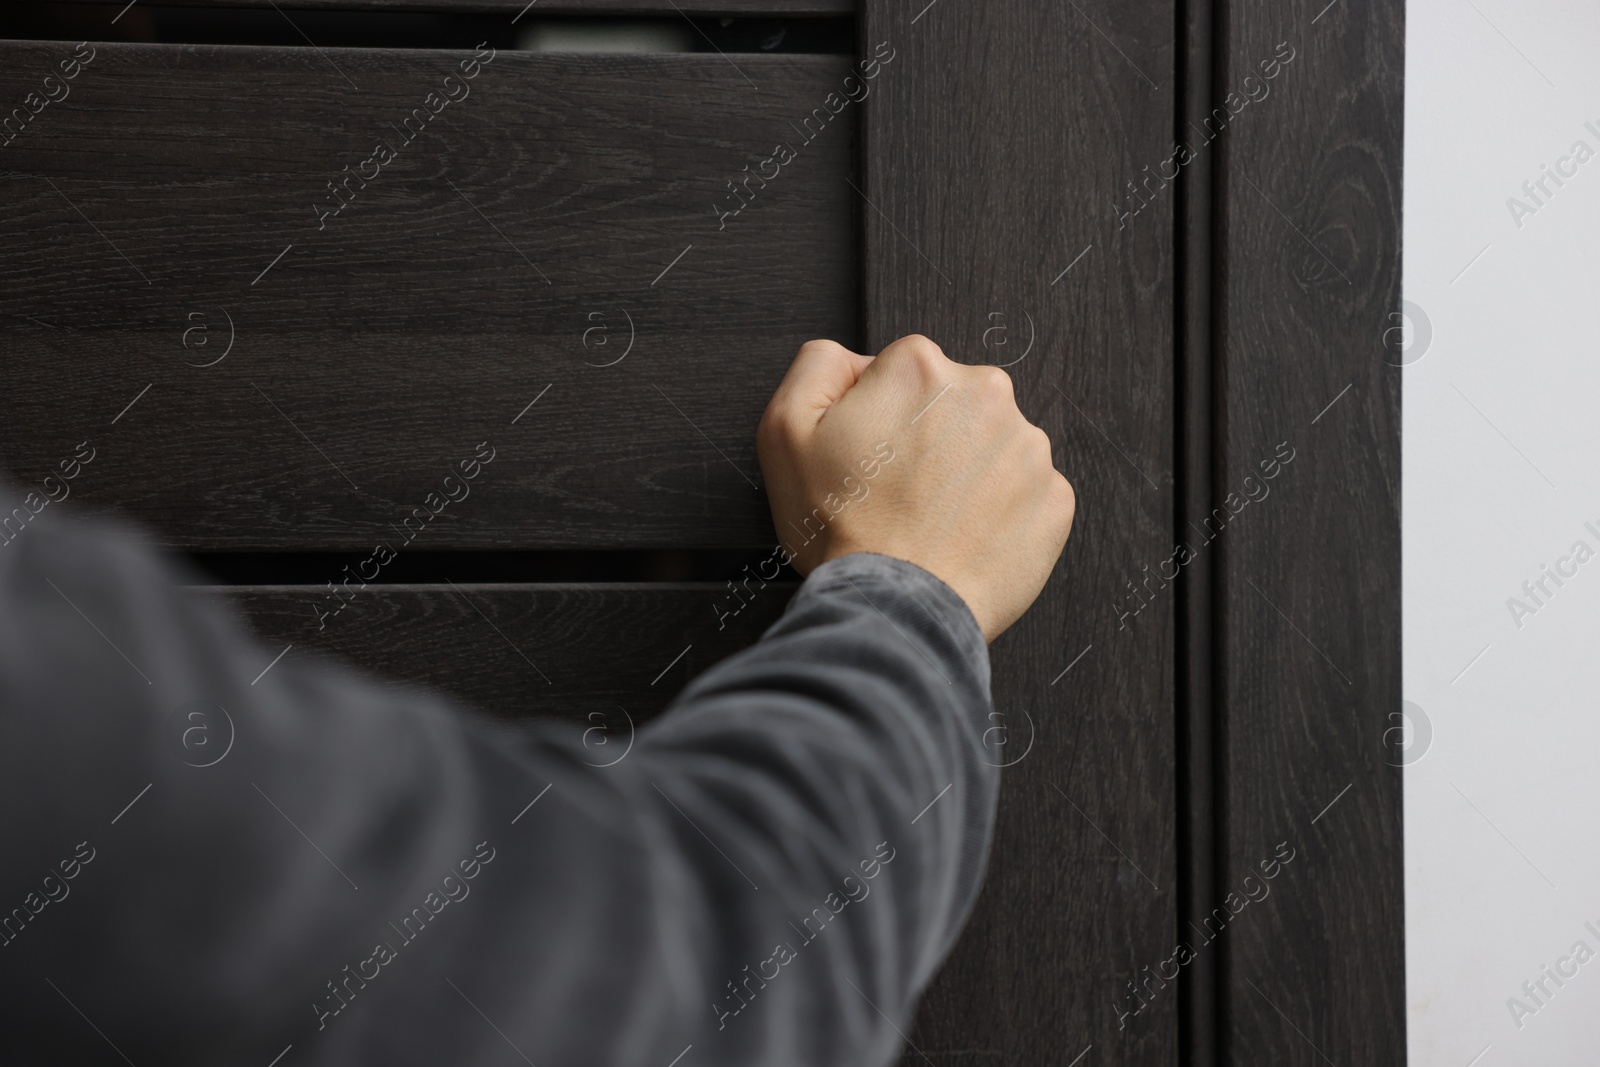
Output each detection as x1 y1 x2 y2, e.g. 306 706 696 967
1174 0 1222 1062
1202 0 1231 1061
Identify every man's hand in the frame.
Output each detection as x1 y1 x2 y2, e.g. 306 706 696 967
756 335 1075 643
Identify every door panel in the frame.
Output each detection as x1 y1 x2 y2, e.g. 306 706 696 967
1213 1 1405 1063
0 43 855 549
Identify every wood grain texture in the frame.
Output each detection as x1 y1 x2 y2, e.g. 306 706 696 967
195 581 794 720
860 3 1178 1063
0 42 857 549
53 0 853 13
1214 1 1405 1064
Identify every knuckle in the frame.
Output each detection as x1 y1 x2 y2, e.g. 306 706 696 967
798 337 846 360
1028 423 1053 459
974 364 1015 399
1053 473 1078 520
889 333 947 369
754 412 779 454
757 400 801 450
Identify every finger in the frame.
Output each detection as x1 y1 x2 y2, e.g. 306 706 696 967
769 339 875 431
857 334 960 418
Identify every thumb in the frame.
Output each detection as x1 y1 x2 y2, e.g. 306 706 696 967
768 339 874 433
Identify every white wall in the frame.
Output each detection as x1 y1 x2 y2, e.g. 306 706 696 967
1404 1 1600 1062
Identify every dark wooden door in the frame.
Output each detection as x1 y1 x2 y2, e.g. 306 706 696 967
857 0 1403 1062
0 1 1403 1062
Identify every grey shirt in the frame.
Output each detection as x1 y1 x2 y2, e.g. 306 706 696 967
0 506 998 1066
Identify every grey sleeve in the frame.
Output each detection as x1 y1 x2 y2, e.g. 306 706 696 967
0 508 999 1067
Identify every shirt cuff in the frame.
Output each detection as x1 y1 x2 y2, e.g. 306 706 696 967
792 551 990 698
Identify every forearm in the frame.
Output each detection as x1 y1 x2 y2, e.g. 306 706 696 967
628 552 999 1063
0 509 997 1067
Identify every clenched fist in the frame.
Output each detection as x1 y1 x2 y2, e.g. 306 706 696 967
756 334 1075 642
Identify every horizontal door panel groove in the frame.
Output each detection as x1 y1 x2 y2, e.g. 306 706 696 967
197 582 797 718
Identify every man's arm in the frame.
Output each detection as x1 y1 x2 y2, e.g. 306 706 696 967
0 335 1073 1066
